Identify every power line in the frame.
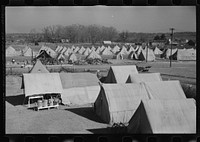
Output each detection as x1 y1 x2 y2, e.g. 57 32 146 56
169 28 175 68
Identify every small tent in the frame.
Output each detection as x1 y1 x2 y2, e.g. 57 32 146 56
59 73 100 105
126 73 162 83
105 65 138 83
112 45 120 54
161 48 178 59
55 45 63 53
91 46 96 51
127 99 196 133
86 50 102 60
60 46 67 54
78 46 85 54
101 47 113 55
83 47 91 56
57 53 66 61
171 49 196 61
6 46 18 57
22 46 33 56
64 48 73 56
153 47 163 55
73 46 80 53
29 59 49 73
138 49 156 61
68 53 78 63
21 73 62 97
94 83 150 124
144 80 187 99
95 46 101 54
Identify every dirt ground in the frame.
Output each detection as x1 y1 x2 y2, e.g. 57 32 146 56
5 60 196 134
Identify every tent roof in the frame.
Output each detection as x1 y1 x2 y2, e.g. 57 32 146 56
22 73 62 97
144 80 186 99
29 60 49 73
101 47 113 55
126 73 162 83
59 72 100 89
128 99 196 133
105 65 138 83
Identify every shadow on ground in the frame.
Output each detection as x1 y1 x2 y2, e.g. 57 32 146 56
66 107 105 123
6 94 27 106
87 127 127 134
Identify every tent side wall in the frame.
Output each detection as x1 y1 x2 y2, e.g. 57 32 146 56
94 88 111 123
127 101 153 134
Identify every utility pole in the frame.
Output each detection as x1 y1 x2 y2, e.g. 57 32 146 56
146 42 148 62
169 28 175 67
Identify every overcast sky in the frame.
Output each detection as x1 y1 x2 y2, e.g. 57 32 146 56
6 6 196 33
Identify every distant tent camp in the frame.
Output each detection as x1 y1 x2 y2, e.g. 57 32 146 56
22 46 33 56
6 46 18 57
68 53 77 63
21 73 63 97
59 73 100 105
144 80 187 99
127 99 196 133
126 73 162 83
105 65 138 83
29 60 49 73
138 48 156 61
86 50 102 60
170 49 196 61
153 47 163 55
94 83 150 124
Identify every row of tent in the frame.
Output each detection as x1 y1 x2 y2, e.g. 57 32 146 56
54 45 157 62
6 44 196 61
6 46 38 57
21 62 196 133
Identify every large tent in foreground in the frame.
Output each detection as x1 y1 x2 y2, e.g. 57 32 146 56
29 60 49 73
127 99 196 133
94 83 150 124
59 73 100 105
126 73 162 83
21 73 62 97
105 65 138 83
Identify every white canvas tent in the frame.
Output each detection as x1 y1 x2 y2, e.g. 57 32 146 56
127 99 196 133
161 48 178 59
59 73 100 105
29 60 49 73
138 49 156 61
68 53 78 62
6 46 18 57
153 47 163 55
83 47 91 56
94 83 150 124
22 73 63 97
126 73 162 83
112 45 120 54
171 49 196 61
22 46 33 56
78 46 85 54
101 47 113 55
86 50 102 60
105 65 138 83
